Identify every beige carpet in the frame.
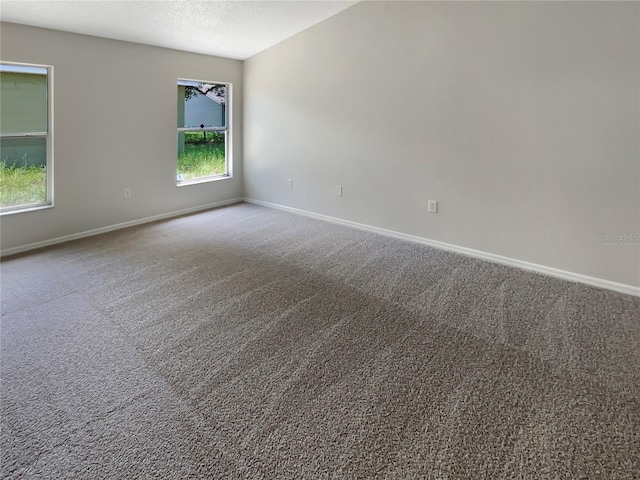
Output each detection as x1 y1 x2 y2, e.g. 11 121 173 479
1 202 639 479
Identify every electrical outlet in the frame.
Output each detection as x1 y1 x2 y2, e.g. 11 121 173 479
287 178 293 188
428 200 437 213
124 188 132 199
335 185 343 197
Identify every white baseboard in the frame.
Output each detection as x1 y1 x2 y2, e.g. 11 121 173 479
243 197 640 298
0 198 243 258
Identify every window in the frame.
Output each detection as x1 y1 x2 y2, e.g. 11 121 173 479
177 79 230 184
0 63 52 213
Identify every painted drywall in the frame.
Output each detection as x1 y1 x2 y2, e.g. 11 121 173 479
244 1 640 288
0 22 242 250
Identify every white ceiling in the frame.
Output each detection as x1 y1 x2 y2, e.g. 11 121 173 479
0 1 357 60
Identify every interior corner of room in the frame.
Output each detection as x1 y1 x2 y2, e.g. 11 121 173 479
0 0 638 295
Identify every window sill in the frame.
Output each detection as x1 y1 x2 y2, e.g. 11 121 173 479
177 174 231 187
0 203 53 216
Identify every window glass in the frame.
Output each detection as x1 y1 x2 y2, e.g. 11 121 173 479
177 79 229 183
0 63 51 211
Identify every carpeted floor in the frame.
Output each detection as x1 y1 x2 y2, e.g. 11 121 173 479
1 202 639 479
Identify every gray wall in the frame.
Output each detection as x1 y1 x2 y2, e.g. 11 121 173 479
0 22 242 250
244 1 640 288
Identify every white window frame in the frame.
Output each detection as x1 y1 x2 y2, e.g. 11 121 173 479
177 78 231 186
0 61 54 215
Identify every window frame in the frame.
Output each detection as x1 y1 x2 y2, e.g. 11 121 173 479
176 77 231 186
0 61 54 215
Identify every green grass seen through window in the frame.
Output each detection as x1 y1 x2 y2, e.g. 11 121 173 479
0 161 46 209
178 132 226 181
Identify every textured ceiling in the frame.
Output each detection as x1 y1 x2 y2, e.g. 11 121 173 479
0 1 357 60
